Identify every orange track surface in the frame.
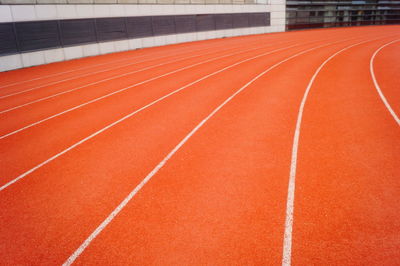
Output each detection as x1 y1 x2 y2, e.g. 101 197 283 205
0 26 399 265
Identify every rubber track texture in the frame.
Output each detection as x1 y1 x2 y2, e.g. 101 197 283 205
0 25 399 265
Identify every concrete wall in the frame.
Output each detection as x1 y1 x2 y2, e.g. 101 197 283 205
0 1 286 72
1 0 258 4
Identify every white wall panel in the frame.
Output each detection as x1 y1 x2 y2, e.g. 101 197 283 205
216 29 224 38
271 4 285 12
3 3 278 22
136 5 153 16
214 5 230 14
152 4 175 15
44 48 65 63
187 33 198 42
124 4 138 16
264 26 271 33
11 5 36 21
271 18 285 26
152 35 166 46
99 42 115 54
109 4 126 16
205 30 217 40
76 5 94 18
63 45 83 60
93 4 110 17
271 11 285 19
35 5 57 20
233 28 242 36
82 43 100 57
196 31 207 41
173 5 185 15
0 5 13 22
202 5 216 14
270 0 285 4
165 35 177 45
224 29 234 37
232 4 243 13
183 5 197 15
128 38 142 50
56 5 78 19
113 40 130 52
270 24 285 32
0 54 22 72
21 50 45 67
141 37 155 48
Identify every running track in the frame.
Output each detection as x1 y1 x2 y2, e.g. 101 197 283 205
0 26 399 265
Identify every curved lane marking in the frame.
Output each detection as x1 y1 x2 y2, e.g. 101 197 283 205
0 42 308 191
0 41 292 113
62 40 346 266
0 39 278 100
0 41 302 139
370 39 400 126
0 38 250 90
281 36 396 266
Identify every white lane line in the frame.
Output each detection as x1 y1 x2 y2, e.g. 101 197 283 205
0 40 292 114
0 35 277 90
0 56 147 90
0 47 180 90
0 42 304 192
370 39 400 126
281 36 391 266
0 41 300 140
0 40 266 100
0 38 245 90
62 39 348 266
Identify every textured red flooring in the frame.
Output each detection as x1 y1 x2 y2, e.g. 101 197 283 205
0 26 399 265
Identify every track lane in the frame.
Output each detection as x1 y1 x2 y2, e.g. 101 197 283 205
1 27 352 89
0 26 376 95
0 38 297 120
0 39 320 190
0 35 289 100
370 40 400 123
0 35 269 89
0 33 294 99
2 28 351 112
0 33 349 265
0 31 313 93
0 26 399 265
64 36 387 265
0 32 355 140
289 35 400 265
281 36 398 266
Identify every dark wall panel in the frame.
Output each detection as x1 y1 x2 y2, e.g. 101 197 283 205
15 21 60 52
249 12 270 27
60 19 96 46
0 12 270 56
196 14 215 31
265 13 271 26
126 16 153 38
0 23 18 55
232 13 250 28
96 17 127 41
153 16 176 36
215 14 233 30
175 15 196 33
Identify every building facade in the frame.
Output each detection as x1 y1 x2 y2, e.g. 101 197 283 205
286 0 400 30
